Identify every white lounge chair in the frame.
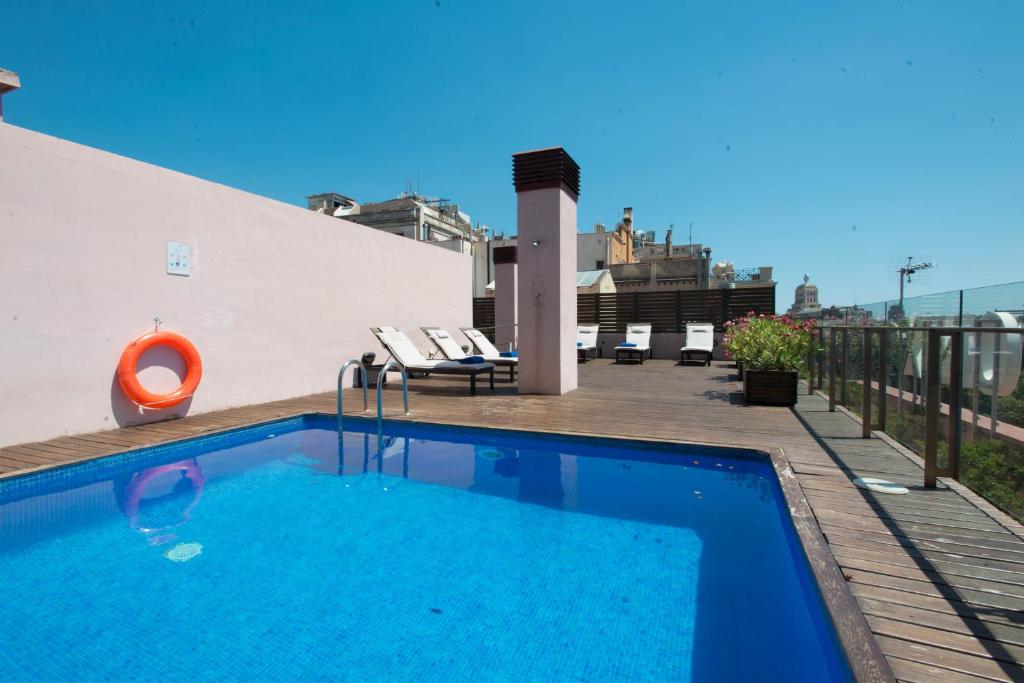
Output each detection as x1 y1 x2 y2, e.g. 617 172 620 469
425 327 517 382
371 327 495 395
680 323 715 366
577 324 600 362
615 323 652 364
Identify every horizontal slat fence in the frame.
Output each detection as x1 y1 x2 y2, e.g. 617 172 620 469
472 285 775 339
472 297 496 338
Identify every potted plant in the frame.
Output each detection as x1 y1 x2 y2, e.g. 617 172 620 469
723 313 814 406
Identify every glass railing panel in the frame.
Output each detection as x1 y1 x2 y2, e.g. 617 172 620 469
961 281 1024 326
956 326 1024 521
900 290 961 326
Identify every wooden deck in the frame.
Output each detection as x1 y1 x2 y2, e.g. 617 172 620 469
3 360 1024 682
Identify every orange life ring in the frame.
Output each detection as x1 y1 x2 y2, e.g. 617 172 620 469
117 331 202 410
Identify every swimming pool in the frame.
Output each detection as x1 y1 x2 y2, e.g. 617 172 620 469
0 415 852 681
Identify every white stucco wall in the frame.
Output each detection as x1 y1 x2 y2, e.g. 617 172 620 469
517 187 578 395
576 232 609 271
0 124 472 447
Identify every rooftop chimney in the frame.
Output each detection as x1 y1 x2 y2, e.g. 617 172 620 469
664 227 673 257
0 69 21 122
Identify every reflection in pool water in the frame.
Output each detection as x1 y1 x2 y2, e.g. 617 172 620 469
119 459 205 535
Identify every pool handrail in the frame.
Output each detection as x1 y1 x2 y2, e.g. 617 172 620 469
337 359 368 437
376 358 410 439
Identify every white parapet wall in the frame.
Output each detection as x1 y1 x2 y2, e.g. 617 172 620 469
0 123 472 447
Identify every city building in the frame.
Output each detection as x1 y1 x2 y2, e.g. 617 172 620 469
787 274 822 318
577 207 637 271
0 68 20 122
575 269 616 295
307 191 488 256
615 227 714 290
611 228 773 292
473 206 638 297
474 237 518 298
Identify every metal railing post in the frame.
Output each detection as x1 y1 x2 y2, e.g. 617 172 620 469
897 330 905 419
878 327 888 433
991 332 1002 437
971 331 981 438
924 329 942 488
829 327 838 411
807 338 815 395
816 325 825 390
947 330 963 479
840 327 849 406
862 328 872 438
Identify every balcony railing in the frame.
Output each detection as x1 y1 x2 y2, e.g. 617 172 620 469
733 267 762 282
806 319 1024 522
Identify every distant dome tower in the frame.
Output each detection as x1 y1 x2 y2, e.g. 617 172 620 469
788 274 821 317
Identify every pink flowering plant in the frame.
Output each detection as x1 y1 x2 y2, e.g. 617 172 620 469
723 312 815 371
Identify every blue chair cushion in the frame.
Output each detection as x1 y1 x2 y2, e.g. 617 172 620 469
499 351 518 358
620 342 637 347
459 356 486 364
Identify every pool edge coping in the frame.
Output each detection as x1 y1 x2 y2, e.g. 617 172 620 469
768 447 894 683
1 409 894 682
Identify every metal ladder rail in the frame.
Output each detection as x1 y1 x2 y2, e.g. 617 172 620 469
337 359 368 437
376 359 410 440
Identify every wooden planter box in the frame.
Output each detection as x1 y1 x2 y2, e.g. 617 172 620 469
743 370 798 406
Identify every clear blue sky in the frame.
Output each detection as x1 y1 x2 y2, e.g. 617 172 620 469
3 1 1021 308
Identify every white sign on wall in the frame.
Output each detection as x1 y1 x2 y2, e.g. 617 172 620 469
166 241 191 276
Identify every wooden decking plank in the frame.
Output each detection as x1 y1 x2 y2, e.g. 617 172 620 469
887 655 1007 683
806 487 993 519
851 583 1024 631
873 635 1024 682
837 553 1024 600
856 597 1024 648
0 455 47 470
809 496 1009 535
830 539 1024 585
816 510 1024 556
808 496 997 532
846 570 1024 611
0 448 59 466
866 615 1024 668
823 524 1024 569
3 442 86 459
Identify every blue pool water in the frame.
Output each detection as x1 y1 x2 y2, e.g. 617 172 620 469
0 416 851 682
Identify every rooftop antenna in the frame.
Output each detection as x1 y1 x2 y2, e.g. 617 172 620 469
688 221 693 246
898 256 934 314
